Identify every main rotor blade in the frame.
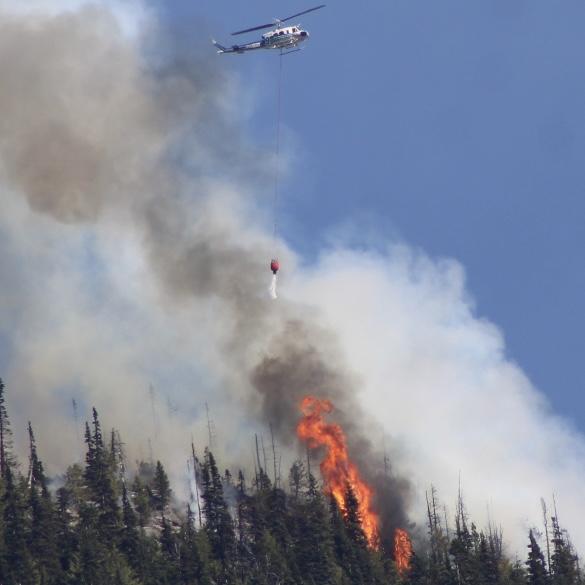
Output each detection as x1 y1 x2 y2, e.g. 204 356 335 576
232 5 326 35
280 4 326 23
232 22 274 36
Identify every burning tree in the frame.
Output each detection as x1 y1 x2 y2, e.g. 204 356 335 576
297 394 414 576
296 396 381 549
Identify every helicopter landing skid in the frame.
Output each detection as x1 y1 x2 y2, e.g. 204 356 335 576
280 47 303 56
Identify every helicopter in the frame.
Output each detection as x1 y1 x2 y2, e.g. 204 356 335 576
212 4 325 55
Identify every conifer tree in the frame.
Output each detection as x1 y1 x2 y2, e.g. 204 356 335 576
329 495 365 585
77 501 106 584
527 529 549 585
342 482 382 584
110 429 127 491
405 550 429 585
0 378 14 479
234 469 257 579
3 465 35 585
293 470 336 585
120 484 140 570
425 487 456 585
179 505 215 585
478 531 500 585
62 463 86 510
288 460 307 502
500 559 527 585
266 487 292 551
343 482 375 583
343 482 367 550
450 493 481 585
201 448 235 565
131 474 152 527
152 460 171 512
84 408 120 540
160 515 180 583
27 422 60 583
252 530 294 585
84 421 95 483
179 506 205 585
551 516 579 585
55 486 79 581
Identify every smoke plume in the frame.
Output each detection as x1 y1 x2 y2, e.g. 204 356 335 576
0 0 410 537
0 0 585 555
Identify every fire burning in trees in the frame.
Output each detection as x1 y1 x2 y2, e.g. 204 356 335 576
296 396 413 572
296 396 381 548
394 528 413 574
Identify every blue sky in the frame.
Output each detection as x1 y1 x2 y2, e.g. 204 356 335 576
170 0 585 432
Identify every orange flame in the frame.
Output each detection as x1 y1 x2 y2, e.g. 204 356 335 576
394 528 413 574
296 396 380 549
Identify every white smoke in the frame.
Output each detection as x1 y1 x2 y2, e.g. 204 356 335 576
0 0 584 557
288 246 585 553
0 0 147 36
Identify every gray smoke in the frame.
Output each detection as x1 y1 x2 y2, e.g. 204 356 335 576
0 1 411 544
251 319 413 547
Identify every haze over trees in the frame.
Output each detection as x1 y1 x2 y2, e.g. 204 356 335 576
0 378 582 585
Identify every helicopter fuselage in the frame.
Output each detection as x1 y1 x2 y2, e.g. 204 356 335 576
214 26 310 54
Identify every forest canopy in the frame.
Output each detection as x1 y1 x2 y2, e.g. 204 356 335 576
0 378 581 585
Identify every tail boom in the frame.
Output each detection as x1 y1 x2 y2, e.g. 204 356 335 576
212 39 263 54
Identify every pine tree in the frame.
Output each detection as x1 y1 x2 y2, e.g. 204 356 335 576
109 429 127 492
27 422 60 583
77 501 106 584
288 460 307 502
251 530 294 585
329 495 365 585
266 487 292 550
3 465 35 585
84 408 120 540
450 493 481 585
343 482 367 549
551 516 579 585
340 482 380 585
343 482 374 583
131 474 152 527
120 484 141 571
160 515 180 583
0 379 14 479
62 463 86 509
179 506 205 585
425 487 456 585
500 559 526 585
478 531 500 585
234 469 257 580
527 529 549 585
292 470 336 585
84 421 95 485
406 551 429 585
201 448 235 565
55 486 79 581
152 460 171 512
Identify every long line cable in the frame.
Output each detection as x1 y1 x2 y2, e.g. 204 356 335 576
273 51 284 241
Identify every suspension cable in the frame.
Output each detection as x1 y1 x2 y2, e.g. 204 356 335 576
273 50 284 241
